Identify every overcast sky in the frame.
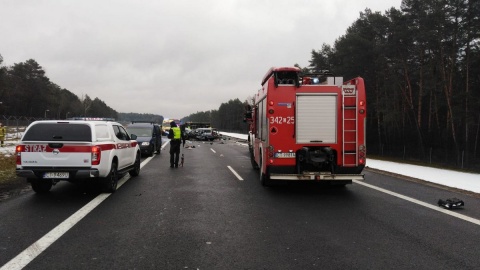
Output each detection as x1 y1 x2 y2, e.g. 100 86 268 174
0 0 400 119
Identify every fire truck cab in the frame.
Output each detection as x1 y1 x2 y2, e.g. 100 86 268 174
246 67 366 186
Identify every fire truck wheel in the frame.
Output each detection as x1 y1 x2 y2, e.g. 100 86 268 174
31 179 52 193
259 157 272 187
250 148 259 169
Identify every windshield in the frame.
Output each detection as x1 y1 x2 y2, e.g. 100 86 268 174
127 127 152 137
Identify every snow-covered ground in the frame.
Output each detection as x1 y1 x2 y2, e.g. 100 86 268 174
2 131 479 194
0 130 23 158
220 132 480 194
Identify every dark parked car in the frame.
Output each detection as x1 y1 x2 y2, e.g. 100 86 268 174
195 128 220 141
126 122 162 156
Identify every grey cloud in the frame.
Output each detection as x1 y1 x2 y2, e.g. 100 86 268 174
0 0 399 118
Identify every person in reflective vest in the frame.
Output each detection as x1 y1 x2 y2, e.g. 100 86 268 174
0 123 6 147
167 121 183 168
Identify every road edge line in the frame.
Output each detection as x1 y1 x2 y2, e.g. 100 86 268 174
1 158 153 270
353 180 480 226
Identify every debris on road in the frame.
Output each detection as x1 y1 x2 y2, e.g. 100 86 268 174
437 198 464 209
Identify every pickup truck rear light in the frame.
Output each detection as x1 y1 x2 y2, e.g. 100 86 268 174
15 145 24 165
91 146 101 165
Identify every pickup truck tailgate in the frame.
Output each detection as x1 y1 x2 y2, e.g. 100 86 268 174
19 143 93 167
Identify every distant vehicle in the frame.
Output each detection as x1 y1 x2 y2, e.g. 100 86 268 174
180 125 192 140
183 122 209 140
162 119 181 134
195 128 219 141
126 121 162 156
15 119 141 193
184 122 211 129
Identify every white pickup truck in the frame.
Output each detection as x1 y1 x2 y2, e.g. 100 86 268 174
15 119 141 193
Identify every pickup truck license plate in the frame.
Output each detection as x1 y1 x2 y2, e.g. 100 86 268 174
43 172 69 179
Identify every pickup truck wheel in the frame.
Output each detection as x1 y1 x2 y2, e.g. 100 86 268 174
31 179 53 193
129 152 141 177
103 162 118 193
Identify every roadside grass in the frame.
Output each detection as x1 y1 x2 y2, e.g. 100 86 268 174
0 154 17 185
0 126 23 187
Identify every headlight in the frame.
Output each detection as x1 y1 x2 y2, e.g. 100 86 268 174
141 142 150 146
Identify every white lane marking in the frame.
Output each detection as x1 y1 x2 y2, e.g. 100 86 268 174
227 166 244 181
1 193 110 270
210 148 216 153
161 140 170 150
353 180 480 226
1 158 153 270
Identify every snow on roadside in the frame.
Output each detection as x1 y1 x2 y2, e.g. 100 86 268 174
220 132 480 194
0 142 17 157
2 131 479 194
366 159 480 194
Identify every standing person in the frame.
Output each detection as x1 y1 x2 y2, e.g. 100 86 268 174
167 121 183 168
0 123 6 147
180 124 187 148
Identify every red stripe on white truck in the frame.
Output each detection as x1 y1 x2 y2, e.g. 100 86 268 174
17 144 117 153
15 144 117 166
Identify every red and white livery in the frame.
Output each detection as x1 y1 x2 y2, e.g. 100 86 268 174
16 119 141 193
245 67 367 186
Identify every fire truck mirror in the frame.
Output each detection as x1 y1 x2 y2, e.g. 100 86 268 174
243 112 252 122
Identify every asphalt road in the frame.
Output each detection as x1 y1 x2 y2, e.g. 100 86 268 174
1 138 480 270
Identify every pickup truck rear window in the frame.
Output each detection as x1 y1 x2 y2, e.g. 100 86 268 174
23 123 92 142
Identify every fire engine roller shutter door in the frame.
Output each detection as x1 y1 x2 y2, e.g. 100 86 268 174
296 94 337 144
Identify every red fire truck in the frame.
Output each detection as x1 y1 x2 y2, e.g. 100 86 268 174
245 67 366 186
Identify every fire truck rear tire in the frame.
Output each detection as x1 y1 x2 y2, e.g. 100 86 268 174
250 148 259 170
259 157 272 187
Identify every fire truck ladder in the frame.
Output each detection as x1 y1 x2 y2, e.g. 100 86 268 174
342 91 358 166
